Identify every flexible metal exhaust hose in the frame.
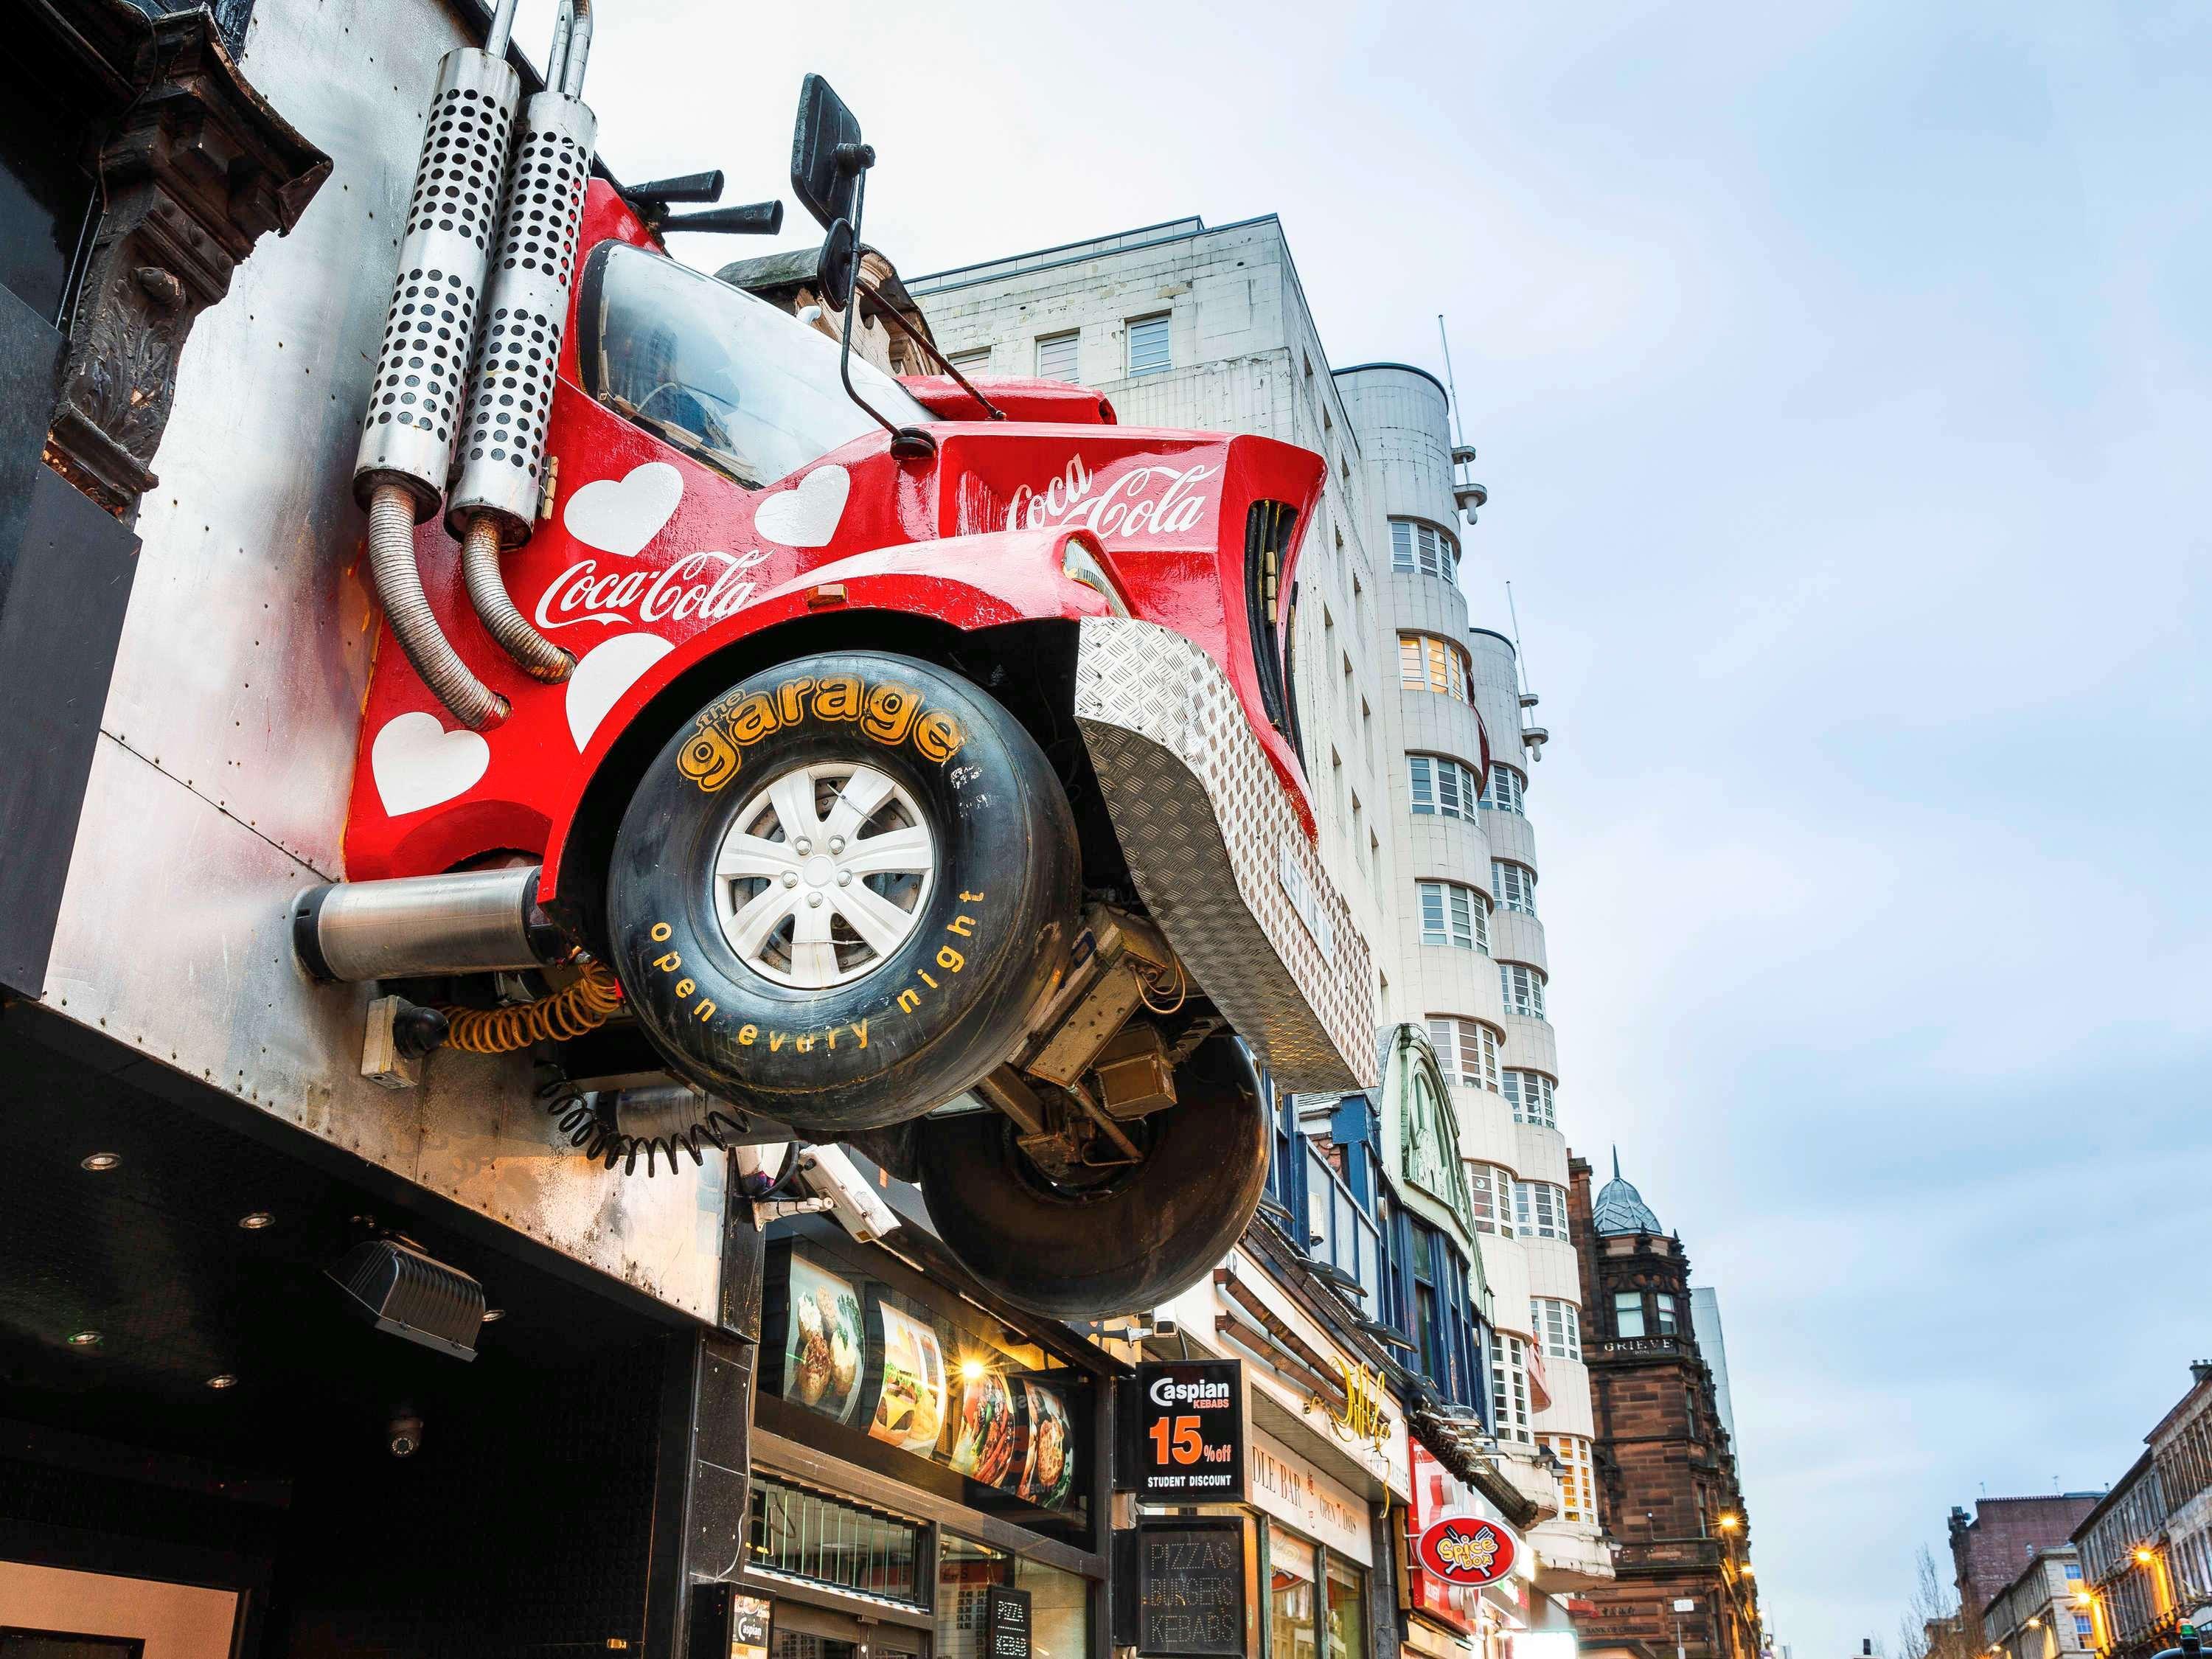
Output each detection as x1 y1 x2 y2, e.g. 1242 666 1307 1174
459 515 573 682
366 483 507 730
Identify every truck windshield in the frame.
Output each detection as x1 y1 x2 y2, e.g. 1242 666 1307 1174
578 242 936 489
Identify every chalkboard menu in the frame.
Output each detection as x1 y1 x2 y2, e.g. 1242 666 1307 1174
985 1585 1032 1659
1119 1520 1247 1658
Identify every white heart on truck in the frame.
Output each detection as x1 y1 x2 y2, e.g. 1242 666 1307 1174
753 464 849 548
372 711 490 816
566 632 674 751
563 461 684 557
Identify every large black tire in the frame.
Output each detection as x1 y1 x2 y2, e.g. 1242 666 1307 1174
914 1038 1271 1318
607 651 1079 1137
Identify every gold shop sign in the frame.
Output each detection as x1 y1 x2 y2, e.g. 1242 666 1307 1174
1326 1357 1391 1450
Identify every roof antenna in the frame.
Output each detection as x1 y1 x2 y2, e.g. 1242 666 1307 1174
1438 314 1470 452
1506 580 1549 762
1436 316 1487 525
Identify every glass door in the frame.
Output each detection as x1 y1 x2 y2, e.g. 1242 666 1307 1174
770 1599 931 1659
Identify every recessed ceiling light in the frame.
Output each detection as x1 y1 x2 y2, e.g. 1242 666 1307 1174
66 1330 102 1348
80 1152 121 1172
238 1211 274 1230
205 1374 237 1390
479 1308 505 1324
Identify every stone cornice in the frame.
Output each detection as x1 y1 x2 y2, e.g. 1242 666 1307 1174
31 0 330 512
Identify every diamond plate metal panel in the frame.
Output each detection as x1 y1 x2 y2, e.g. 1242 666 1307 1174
1074 618 1375 1091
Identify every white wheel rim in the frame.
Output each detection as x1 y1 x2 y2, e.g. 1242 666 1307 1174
712 761 937 990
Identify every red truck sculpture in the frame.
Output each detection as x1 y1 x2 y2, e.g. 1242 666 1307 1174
293 14 1373 1316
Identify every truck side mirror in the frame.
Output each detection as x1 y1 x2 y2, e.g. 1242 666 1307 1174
790 74 872 230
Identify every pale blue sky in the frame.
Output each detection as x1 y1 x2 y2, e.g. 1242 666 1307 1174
547 2 2212 1649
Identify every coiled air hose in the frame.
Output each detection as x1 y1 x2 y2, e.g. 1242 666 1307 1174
367 483 508 730
442 959 623 1054
538 1078 759 1178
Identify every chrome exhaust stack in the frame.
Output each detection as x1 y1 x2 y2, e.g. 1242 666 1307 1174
292 866 566 984
444 0 602 685
350 0 526 730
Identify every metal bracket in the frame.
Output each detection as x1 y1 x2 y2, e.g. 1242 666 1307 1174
361 993 448 1090
751 1195 834 1229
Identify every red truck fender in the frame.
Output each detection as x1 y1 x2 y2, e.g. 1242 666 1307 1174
535 523 1119 914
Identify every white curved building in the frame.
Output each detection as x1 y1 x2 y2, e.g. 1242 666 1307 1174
1335 364 1610 1590
912 214 1611 1615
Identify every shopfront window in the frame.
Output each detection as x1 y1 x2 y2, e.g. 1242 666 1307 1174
747 1475 925 1604
938 1537 1091 1659
1271 1531 1319 1659
1325 1556 1367 1659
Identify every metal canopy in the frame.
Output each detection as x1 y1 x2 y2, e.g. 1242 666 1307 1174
0 1001 681 1461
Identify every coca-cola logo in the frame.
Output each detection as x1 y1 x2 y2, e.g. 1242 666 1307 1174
533 549 771 632
1006 454 1217 540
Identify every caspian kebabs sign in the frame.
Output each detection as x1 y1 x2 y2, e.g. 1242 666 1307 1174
1127 1360 1246 1503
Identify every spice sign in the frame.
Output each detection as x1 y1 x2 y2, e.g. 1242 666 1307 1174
1414 1515 1518 1587
1132 1359 1246 1503
986 1585 1033 1659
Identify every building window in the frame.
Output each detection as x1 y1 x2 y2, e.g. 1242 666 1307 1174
1126 313 1171 376
2065 1564 2083 1581
1427 1015 1500 1091
2075 1617 2095 1644
1035 330 1079 380
748 1476 925 1604
1398 633 1474 702
1469 1166 1515 1237
1502 1070 1555 1128
1655 1292 1678 1335
1532 1297 1582 1362
1545 1435 1597 1526
1326 1555 1368 1659
1270 1531 1318 1659
1390 518 1460 580
1499 962 1546 1020
1483 764 1526 815
1419 880 1489 953
1492 860 1537 915
1614 1290 1646 1338
1408 754 1484 821
1490 1333 1532 1444
949 347 991 375
1514 1180 1568 1239
1411 1223 1445 1387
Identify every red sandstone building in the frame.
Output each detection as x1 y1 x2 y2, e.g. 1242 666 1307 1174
1565 1155 1761 1659
1948 1495 2102 1628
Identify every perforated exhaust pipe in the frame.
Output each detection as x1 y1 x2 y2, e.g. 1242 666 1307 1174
445 0 602 685
350 0 526 730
